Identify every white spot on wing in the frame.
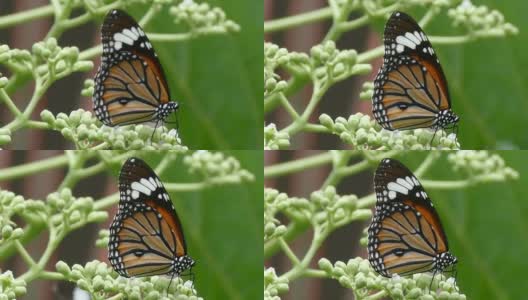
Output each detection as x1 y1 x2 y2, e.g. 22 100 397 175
396 178 413 190
140 178 156 191
405 32 421 45
122 28 139 41
131 181 152 196
387 182 409 195
396 36 416 50
113 32 134 46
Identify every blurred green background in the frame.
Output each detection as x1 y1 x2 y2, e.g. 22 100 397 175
402 151 526 299
382 1 526 149
141 1 262 149
132 151 263 299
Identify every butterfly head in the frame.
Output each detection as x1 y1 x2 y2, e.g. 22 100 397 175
434 109 459 130
173 255 195 276
156 101 179 123
434 251 457 273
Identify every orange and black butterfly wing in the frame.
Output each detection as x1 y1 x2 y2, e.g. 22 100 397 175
372 11 457 130
93 9 173 126
368 158 452 277
108 157 191 277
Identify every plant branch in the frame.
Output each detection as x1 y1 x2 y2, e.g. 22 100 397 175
0 154 68 181
264 7 332 33
0 5 54 29
265 151 333 178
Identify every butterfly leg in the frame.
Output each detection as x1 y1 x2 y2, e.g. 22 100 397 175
167 271 176 295
150 119 160 144
429 128 439 149
429 270 437 292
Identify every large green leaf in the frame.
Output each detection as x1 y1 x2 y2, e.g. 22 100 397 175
403 152 525 299
426 1 526 149
139 1 262 149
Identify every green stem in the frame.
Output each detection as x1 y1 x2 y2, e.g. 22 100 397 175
0 154 68 181
280 83 327 135
147 27 230 42
419 8 437 28
79 45 103 61
26 120 50 129
304 123 329 133
414 152 440 178
264 151 333 178
338 14 369 32
304 269 327 278
357 45 383 63
138 4 158 27
0 5 54 29
279 237 300 266
40 271 65 280
0 223 43 261
278 93 300 120
264 7 333 33
264 221 306 259
322 151 354 188
430 35 475 44
0 88 22 117
337 159 371 178
281 225 327 282
264 75 309 114
14 240 37 267
93 193 119 211
19 227 61 282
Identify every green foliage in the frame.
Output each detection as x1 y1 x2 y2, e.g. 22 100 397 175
147 0 262 149
0 0 259 149
409 151 528 299
433 0 528 148
56 260 199 300
0 150 261 299
264 0 518 149
264 150 518 299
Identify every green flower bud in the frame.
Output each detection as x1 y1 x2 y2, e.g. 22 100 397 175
2 225 13 238
11 228 24 239
56 261 71 275
40 110 56 124
318 258 332 272
0 76 8 88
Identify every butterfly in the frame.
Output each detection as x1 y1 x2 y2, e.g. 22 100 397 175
367 158 457 278
108 157 194 282
93 9 179 128
372 11 459 133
